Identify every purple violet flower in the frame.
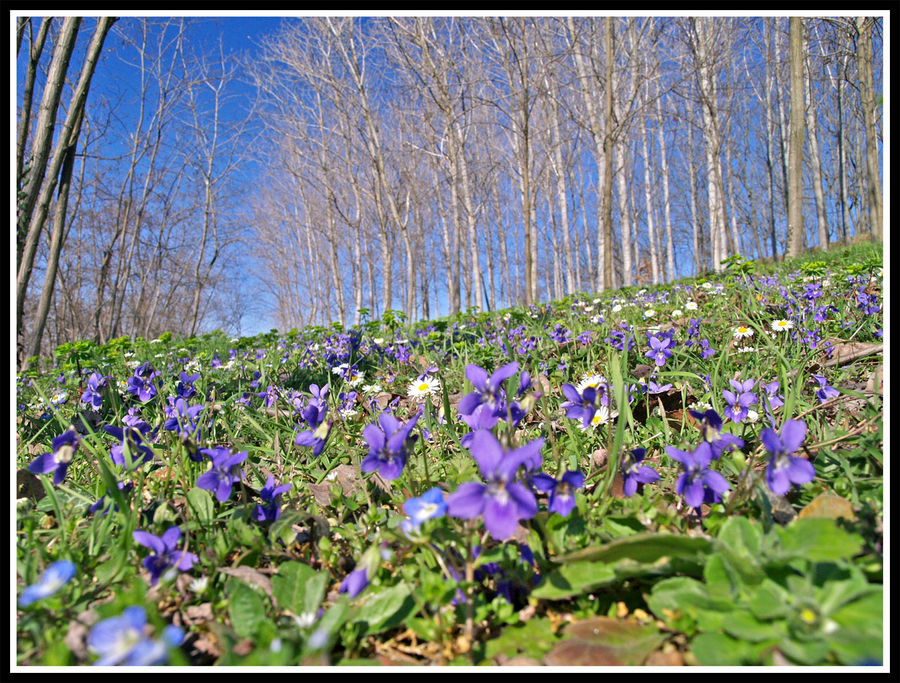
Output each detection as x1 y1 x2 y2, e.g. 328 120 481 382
254 475 292 523
560 383 599 430
81 372 109 409
27 428 80 485
620 447 661 497
458 362 520 416
132 526 199 585
532 470 585 516
689 409 745 459
722 379 757 423
196 447 247 502
761 419 815 495
360 411 420 481
18 559 77 607
104 423 156 469
446 430 543 541
810 374 840 404
666 442 730 512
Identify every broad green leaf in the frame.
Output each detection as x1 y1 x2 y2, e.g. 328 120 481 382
554 532 713 565
774 518 863 562
351 583 416 637
483 618 559 662
745 580 790 620
691 632 773 666
187 487 215 524
721 610 785 642
229 583 267 639
530 561 617 600
271 561 328 617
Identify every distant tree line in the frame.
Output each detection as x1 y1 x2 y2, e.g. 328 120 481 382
15 16 883 366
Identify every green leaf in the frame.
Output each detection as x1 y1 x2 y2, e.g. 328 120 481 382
827 591 884 665
229 583 267 639
691 632 772 666
774 518 863 562
745 580 791 620
271 561 328 617
483 618 559 662
554 532 713 565
647 576 735 633
187 487 215 524
530 561 617 600
722 611 785 642
351 583 416 637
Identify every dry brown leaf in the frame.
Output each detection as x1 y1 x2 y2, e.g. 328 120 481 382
798 494 856 522
218 566 274 601
542 639 622 666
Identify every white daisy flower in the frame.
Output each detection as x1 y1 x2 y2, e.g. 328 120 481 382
332 363 350 375
701 282 713 290
771 319 794 332
408 376 441 400
733 326 754 339
575 373 607 393
347 370 365 387
611 304 623 313
578 405 618 431
293 612 317 629
592 298 601 304
591 315 603 324
361 384 382 394
672 309 683 318
373 337 385 346
735 346 756 354
643 309 656 319
685 302 698 311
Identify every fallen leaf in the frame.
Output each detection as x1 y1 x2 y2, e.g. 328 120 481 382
218 566 274 600
798 494 856 522
542 639 622 666
645 649 684 666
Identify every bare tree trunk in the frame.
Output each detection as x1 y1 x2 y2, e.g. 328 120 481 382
654 89 675 282
19 18 115 366
804 24 829 249
616 137 633 287
602 16 615 291
786 16 805 258
640 112 660 285
856 17 883 241
837 53 852 244
16 18 52 190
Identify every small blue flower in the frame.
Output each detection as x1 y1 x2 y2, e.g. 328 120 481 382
810 374 840 404
132 526 199 585
620 448 661 497
401 487 447 536
254 475 292 523
532 470 585 516
761 419 815 495
18 560 77 607
666 442 730 512
196 447 247 502
87 605 182 666
27 428 80 485
446 430 543 541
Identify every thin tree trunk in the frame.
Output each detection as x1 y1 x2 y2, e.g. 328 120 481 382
786 16 805 258
856 17 883 241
